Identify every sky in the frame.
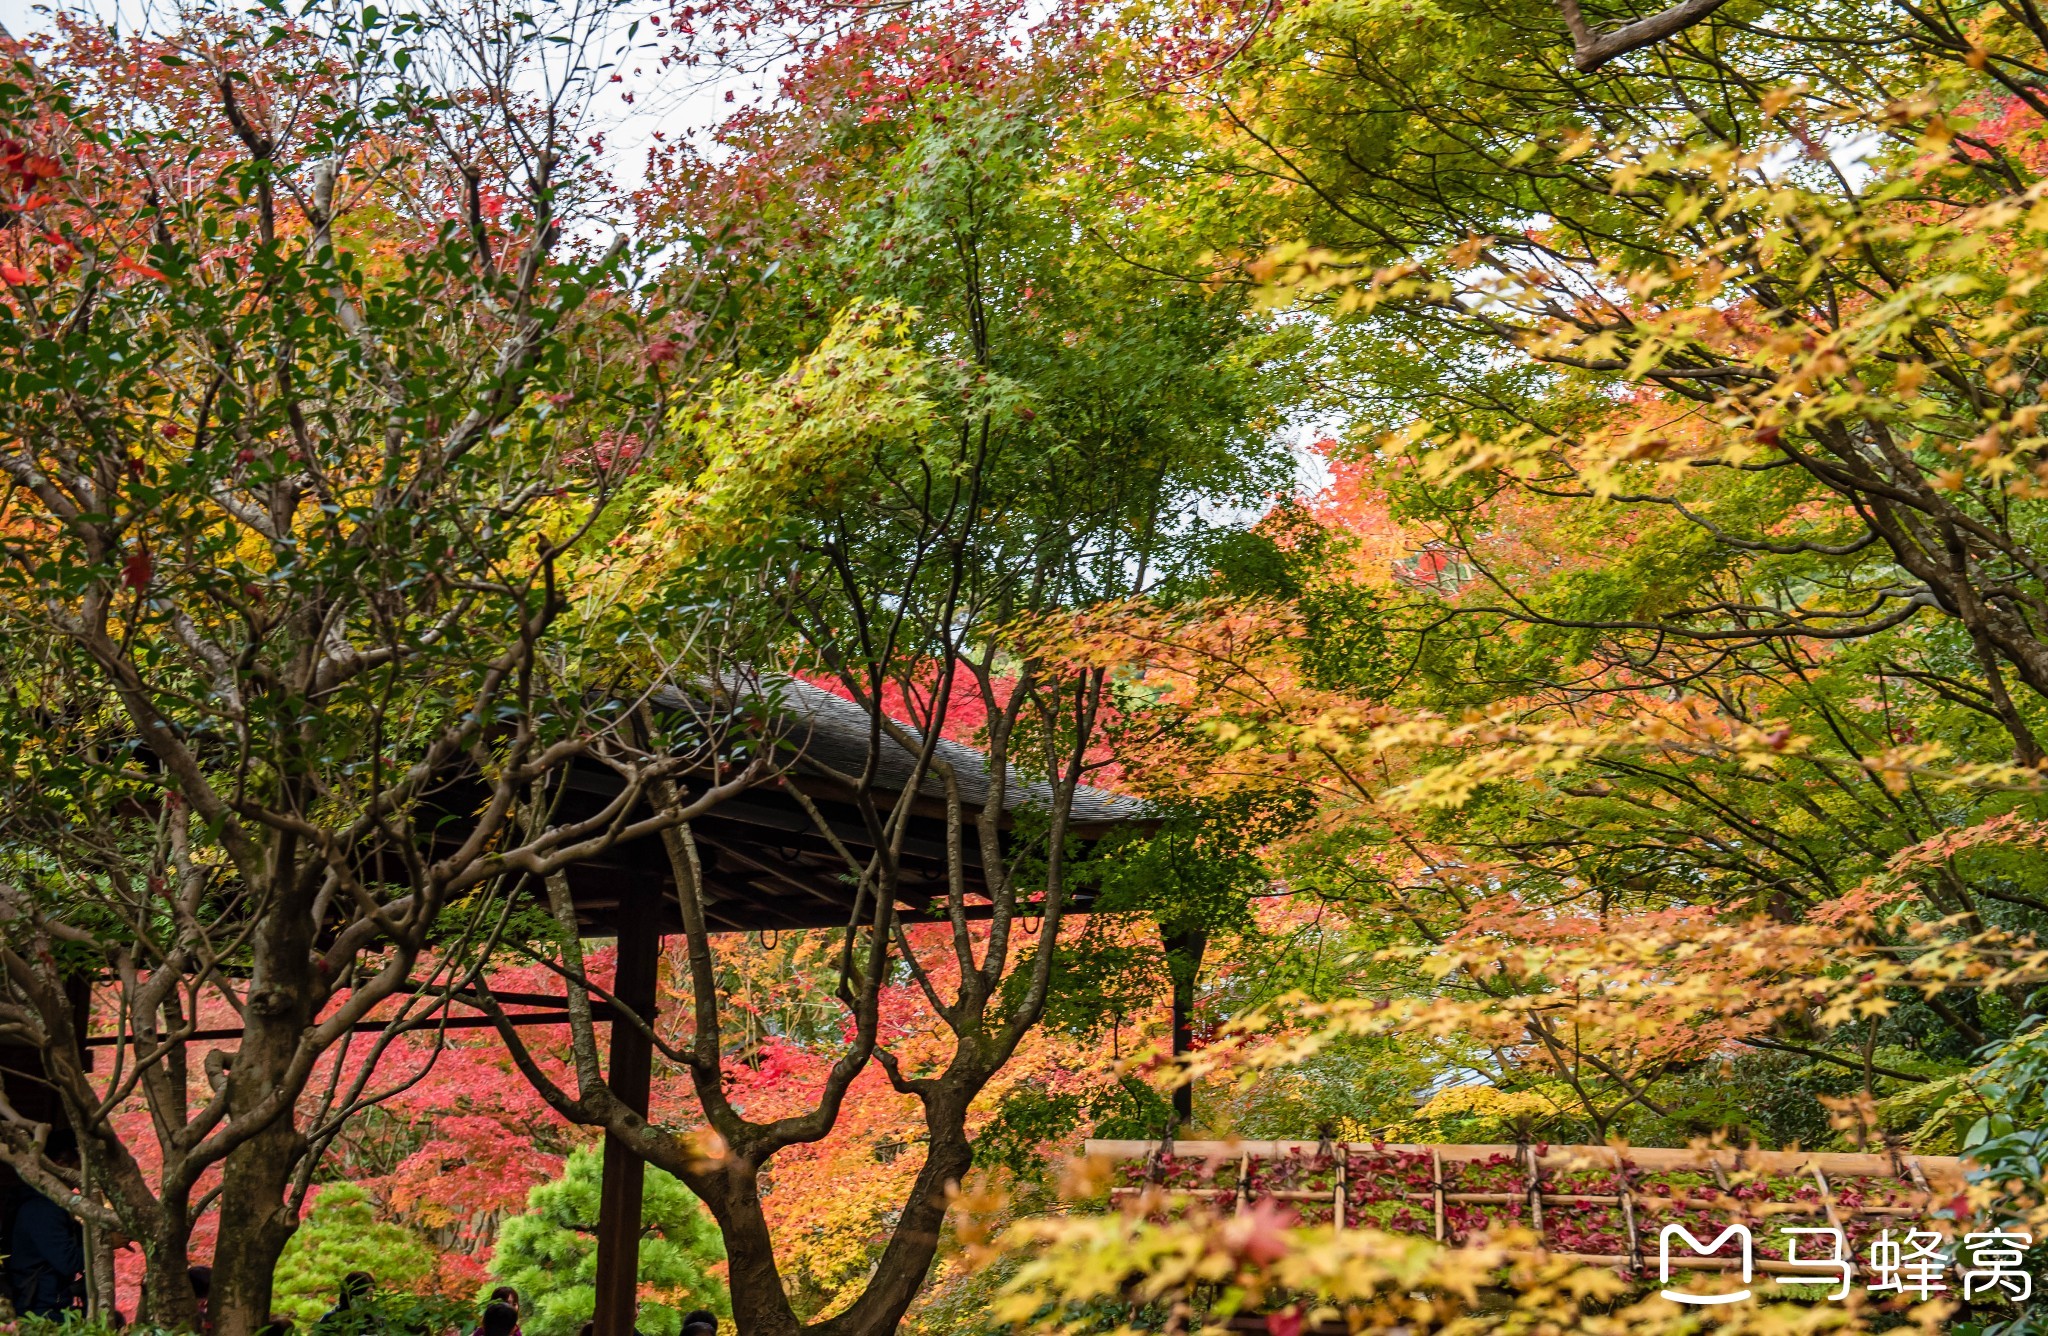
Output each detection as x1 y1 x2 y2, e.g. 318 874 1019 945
0 0 760 198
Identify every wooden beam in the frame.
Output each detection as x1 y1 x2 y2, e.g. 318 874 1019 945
79 1008 612 1047
594 880 662 1336
692 828 860 914
694 828 977 927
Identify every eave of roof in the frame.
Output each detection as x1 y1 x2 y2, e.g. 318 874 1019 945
655 675 1149 831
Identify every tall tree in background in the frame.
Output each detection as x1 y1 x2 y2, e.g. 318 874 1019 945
484 7 1304 1335
0 2 763 1329
1040 0 2048 1144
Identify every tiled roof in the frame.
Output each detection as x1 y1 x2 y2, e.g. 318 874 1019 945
659 676 1148 827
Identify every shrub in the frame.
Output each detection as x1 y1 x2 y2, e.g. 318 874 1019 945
489 1147 728 1336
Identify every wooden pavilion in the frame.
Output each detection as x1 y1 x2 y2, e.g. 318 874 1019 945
550 679 1146 934
18 679 1146 1332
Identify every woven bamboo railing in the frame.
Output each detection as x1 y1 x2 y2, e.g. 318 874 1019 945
1085 1139 1969 1271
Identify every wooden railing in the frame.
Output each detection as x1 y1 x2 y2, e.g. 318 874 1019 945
1085 1139 1969 1271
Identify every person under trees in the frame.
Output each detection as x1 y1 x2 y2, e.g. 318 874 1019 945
6 1131 85 1318
314 1273 379 1336
483 1289 522 1336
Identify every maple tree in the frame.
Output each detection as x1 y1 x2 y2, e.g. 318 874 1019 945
934 0 2048 1318
0 0 770 1329
16 0 2048 1330
427 7 1326 1335
978 0 2048 1121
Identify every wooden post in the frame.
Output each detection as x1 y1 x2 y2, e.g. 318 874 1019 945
1810 1164 1844 1234
1431 1148 1446 1243
1161 927 1206 1124
1614 1148 1641 1274
1521 1143 1544 1239
593 883 662 1336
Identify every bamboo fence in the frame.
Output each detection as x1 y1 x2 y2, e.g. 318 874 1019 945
1085 1139 1970 1272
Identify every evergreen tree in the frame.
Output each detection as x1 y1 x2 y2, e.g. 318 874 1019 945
271 1186 437 1326
490 1148 728 1336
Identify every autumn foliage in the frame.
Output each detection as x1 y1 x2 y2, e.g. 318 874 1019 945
13 0 2048 1332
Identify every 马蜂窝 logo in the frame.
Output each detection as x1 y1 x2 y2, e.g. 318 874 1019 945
1657 1224 2035 1305
1659 1225 1752 1305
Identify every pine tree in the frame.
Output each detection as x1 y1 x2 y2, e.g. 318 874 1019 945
490 1148 728 1336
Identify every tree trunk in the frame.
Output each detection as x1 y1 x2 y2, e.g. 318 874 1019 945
142 1219 200 1330
694 1157 800 1336
810 1111 973 1336
210 902 317 1336
210 1092 304 1336
693 1105 974 1336
86 1218 115 1321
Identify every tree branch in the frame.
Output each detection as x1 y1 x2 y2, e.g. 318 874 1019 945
1558 0 1733 71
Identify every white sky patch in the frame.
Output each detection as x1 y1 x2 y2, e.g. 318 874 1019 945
0 0 758 199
